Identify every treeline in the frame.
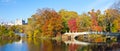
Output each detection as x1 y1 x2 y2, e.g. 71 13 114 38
24 8 120 38
0 25 20 40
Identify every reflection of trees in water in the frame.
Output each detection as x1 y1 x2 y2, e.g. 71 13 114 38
0 38 20 46
80 43 120 51
52 40 66 51
68 44 78 51
26 38 67 51
27 38 53 51
26 38 120 51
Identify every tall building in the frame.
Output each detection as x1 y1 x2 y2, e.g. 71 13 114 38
15 19 25 25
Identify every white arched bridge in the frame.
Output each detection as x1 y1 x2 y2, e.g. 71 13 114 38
62 32 120 45
64 32 106 39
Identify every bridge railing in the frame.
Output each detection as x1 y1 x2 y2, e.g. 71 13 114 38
64 32 107 35
64 32 120 37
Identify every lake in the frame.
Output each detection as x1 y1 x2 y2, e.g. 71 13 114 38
0 37 120 51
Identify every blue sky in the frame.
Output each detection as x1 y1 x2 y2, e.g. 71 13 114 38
0 0 115 22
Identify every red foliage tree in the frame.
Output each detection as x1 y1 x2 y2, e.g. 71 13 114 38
68 18 78 32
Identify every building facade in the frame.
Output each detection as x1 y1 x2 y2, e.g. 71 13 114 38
15 19 25 25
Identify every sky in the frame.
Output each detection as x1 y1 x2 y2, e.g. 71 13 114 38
0 0 116 23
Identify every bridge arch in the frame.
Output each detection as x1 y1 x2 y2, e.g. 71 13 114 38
64 32 105 40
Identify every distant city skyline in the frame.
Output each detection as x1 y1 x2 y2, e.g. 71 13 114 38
0 0 116 22
0 19 26 26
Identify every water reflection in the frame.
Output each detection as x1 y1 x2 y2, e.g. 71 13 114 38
27 38 53 51
0 38 20 46
81 42 120 51
0 38 28 51
26 38 66 51
0 38 120 51
68 44 78 51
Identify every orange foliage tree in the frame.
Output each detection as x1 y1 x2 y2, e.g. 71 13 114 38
88 9 102 32
39 8 63 37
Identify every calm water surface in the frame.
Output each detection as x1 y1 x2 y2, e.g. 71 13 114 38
0 38 120 51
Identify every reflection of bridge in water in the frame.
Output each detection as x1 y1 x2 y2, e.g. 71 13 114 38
14 33 26 44
14 39 23 44
64 39 90 45
62 32 120 45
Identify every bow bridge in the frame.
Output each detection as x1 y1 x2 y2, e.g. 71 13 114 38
64 32 106 39
62 32 120 45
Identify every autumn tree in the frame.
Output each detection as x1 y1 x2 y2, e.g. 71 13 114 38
40 8 63 37
97 13 106 32
42 16 63 37
78 13 92 32
68 18 78 32
59 9 79 33
0 25 19 38
25 8 120 38
26 8 63 37
88 9 102 32
25 16 39 37
105 9 120 32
